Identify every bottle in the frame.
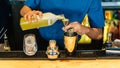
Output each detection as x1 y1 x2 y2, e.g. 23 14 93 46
46 40 59 59
103 20 111 44
20 12 65 31
4 34 11 51
110 20 119 41
105 33 113 49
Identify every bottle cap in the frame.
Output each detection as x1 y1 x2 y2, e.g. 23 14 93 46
49 40 56 48
108 33 112 37
4 34 7 39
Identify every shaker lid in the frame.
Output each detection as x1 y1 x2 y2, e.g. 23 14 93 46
49 40 56 48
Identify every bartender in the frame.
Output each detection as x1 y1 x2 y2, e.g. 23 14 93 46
20 0 104 49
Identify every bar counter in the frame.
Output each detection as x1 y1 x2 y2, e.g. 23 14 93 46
0 44 120 68
0 60 120 68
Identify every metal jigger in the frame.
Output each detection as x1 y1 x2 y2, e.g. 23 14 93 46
46 40 59 59
62 19 78 56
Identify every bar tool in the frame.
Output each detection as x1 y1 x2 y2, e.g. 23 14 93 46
62 18 78 56
46 40 59 59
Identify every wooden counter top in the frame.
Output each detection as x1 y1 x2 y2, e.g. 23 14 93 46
0 60 120 68
0 44 120 68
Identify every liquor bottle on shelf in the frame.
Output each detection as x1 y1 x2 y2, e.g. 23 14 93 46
109 20 119 41
105 33 113 49
103 10 113 44
104 11 119 43
103 20 111 44
110 10 120 40
4 34 11 51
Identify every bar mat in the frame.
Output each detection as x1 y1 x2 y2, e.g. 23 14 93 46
0 50 105 60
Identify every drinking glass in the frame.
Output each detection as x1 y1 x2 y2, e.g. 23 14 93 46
23 34 38 56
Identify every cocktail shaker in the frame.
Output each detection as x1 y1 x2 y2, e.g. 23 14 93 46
64 31 78 56
46 40 59 59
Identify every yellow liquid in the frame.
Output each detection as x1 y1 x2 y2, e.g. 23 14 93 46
20 17 54 31
20 12 66 31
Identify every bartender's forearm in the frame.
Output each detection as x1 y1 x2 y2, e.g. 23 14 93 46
20 5 32 16
63 22 103 40
85 27 103 40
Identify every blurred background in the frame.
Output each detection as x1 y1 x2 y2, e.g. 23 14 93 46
0 0 120 50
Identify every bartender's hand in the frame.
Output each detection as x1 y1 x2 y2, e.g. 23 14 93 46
62 22 103 40
24 10 43 22
62 22 89 35
20 5 43 22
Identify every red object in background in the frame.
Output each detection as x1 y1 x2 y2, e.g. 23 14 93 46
105 11 112 20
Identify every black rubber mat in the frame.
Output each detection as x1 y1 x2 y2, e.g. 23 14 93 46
0 50 106 60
